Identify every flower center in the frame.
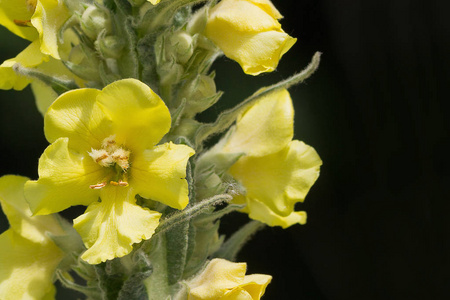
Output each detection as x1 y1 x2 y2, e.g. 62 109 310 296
88 135 131 189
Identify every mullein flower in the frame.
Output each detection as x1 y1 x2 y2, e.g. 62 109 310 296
204 0 296 75
182 258 271 300
0 0 69 90
24 79 195 264
0 175 65 299
199 89 322 228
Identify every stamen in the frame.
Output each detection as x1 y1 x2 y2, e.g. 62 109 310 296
90 182 107 189
14 20 32 27
110 180 129 187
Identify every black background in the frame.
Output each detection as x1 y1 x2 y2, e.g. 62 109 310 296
0 0 449 299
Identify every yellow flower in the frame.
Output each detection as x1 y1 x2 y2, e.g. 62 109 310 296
24 79 195 264
201 89 321 228
0 175 65 300
204 0 296 76
186 258 271 300
148 0 161 4
0 0 69 90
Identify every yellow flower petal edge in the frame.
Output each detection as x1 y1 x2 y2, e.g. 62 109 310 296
222 89 294 157
239 195 307 229
73 186 161 264
0 175 65 243
130 142 195 210
205 0 296 75
25 137 105 215
31 0 70 59
0 229 62 300
186 258 272 300
0 175 64 300
148 0 161 4
0 40 48 90
0 0 39 41
230 140 321 219
96 78 171 152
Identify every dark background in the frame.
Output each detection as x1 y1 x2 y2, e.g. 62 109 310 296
1 0 448 299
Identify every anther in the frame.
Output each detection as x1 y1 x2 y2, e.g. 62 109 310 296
90 182 107 189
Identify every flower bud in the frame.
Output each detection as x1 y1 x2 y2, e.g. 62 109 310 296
80 5 111 40
169 32 194 64
172 118 201 141
158 62 184 86
97 35 125 59
179 75 218 117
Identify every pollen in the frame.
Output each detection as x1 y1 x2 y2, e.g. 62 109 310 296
88 135 131 189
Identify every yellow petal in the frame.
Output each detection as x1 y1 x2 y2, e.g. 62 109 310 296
44 88 112 152
0 40 48 90
131 142 195 210
25 138 104 215
97 79 171 152
223 89 293 157
148 0 161 4
31 0 70 59
208 0 281 32
240 274 272 299
0 0 38 41
0 175 64 243
31 80 58 115
188 258 247 300
229 140 321 217
222 288 253 300
242 197 307 228
73 186 161 264
248 0 282 19
205 0 296 75
0 229 62 300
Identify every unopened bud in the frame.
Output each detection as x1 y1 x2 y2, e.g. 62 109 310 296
179 75 218 117
172 118 201 140
98 35 125 59
169 32 194 64
158 62 184 86
80 5 111 40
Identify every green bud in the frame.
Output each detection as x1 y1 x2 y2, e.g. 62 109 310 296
179 75 220 117
80 5 111 40
172 118 201 141
97 35 125 59
158 62 184 86
169 32 194 65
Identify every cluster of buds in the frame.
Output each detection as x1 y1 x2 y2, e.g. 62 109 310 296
0 0 322 299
